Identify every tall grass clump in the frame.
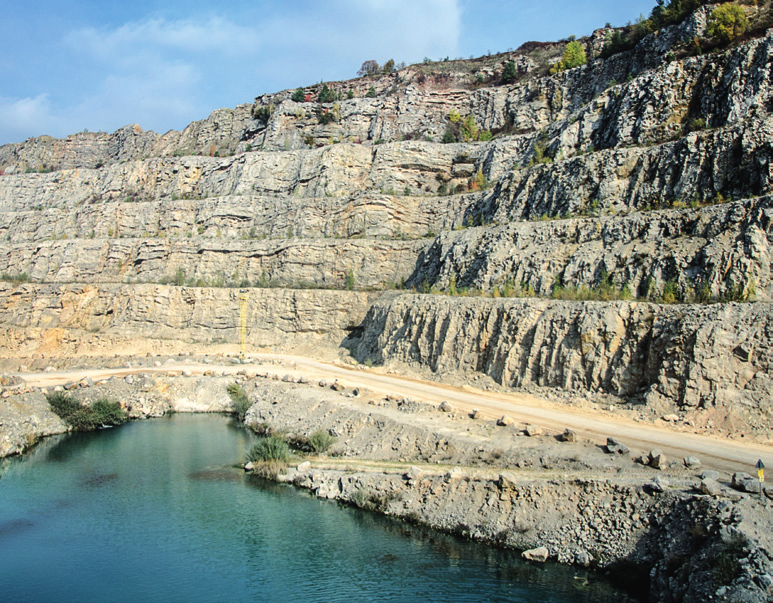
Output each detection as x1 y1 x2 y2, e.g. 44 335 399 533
308 430 336 454
227 383 252 421
46 392 126 431
246 435 291 479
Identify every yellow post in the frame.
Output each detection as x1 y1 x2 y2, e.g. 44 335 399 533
239 290 249 360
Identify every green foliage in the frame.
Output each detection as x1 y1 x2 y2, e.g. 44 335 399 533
0 272 29 284
366 86 376 98
291 88 306 102
382 59 395 74
317 83 335 103
707 4 749 43
253 103 274 123
501 61 518 84
174 267 185 286
318 109 336 125
308 430 336 454
479 130 492 142
344 270 355 291
561 40 587 69
46 392 126 431
441 129 456 143
358 60 381 77
227 383 252 421
246 436 290 463
90 399 127 426
550 40 587 74
347 89 355 99
684 118 707 134
660 280 680 304
530 131 554 165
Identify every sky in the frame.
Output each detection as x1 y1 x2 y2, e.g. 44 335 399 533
0 0 656 146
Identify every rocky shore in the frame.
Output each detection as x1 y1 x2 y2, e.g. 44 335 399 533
2 359 771 601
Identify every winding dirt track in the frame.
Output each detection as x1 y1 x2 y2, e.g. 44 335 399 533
18 353 773 474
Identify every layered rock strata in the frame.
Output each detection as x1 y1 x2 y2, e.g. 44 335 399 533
345 293 773 436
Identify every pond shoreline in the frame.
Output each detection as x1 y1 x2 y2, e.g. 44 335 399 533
2 366 771 602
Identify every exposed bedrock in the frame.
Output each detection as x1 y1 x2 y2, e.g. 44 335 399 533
0 283 375 350
345 293 773 433
409 196 773 301
0 238 424 290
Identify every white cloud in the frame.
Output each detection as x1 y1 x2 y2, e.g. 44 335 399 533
0 94 59 141
0 2 462 144
65 16 261 59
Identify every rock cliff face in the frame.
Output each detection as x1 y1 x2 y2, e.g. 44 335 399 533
0 2 772 434
344 293 773 436
0 283 375 354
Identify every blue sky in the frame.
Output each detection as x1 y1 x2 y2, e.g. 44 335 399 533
0 0 655 145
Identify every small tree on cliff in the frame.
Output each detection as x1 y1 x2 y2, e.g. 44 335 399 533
707 4 749 44
550 40 587 74
357 60 381 77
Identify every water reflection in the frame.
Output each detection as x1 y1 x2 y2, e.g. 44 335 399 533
0 414 639 603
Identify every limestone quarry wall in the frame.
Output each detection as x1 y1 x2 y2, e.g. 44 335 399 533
345 293 773 434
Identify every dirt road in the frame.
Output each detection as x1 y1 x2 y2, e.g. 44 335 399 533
18 353 772 474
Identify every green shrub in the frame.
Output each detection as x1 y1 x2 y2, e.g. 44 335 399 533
707 4 749 44
47 391 82 420
308 430 336 454
253 103 274 123
246 436 290 463
1 272 29 284
684 118 707 134
46 392 126 431
291 88 305 102
90 399 127 426
344 270 355 291
317 83 335 103
227 383 251 421
366 86 376 98
501 61 518 85
550 40 587 74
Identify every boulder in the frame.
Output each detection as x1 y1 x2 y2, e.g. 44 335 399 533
497 415 515 427
559 428 576 442
683 456 702 469
438 401 453 413
649 476 668 493
524 424 543 437
522 547 549 562
731 472 760 494
296 461 311 471
331 381 345 392
700 478 723 497
649 450 666 469
605 437 629 455
574 549 591 567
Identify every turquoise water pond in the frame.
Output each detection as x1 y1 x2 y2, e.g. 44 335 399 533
0 414 637 602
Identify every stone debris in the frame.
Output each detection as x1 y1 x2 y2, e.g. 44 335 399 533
731 472 761 494
700 478 723 498
523 424 543 437
683 456 702 469
559 429 576 443
522 547 549 563
496 415 514 427
605 437 629 455
649 450 667 470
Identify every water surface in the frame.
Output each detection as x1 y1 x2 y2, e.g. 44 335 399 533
0 414 636 602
